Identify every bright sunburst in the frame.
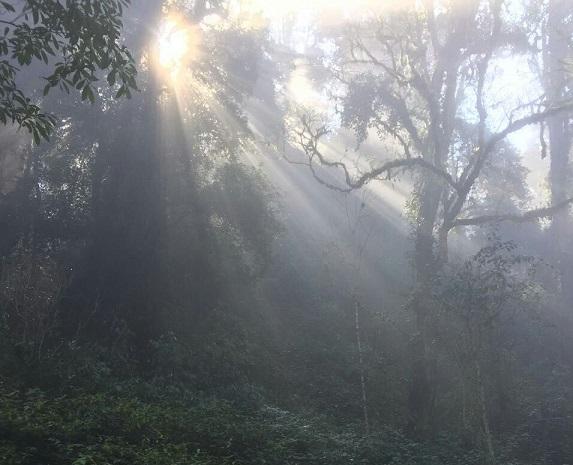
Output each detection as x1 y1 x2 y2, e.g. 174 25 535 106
159 20 188 69
156 15 201 79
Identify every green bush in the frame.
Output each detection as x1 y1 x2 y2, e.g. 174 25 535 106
0 377 489 465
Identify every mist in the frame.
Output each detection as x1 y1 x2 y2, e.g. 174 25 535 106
1 1 572 464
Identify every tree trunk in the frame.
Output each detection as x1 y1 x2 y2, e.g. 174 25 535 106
69 1 166 350
407 176 442 434
476 361 496 465
354 296 370 434
546 0 573 302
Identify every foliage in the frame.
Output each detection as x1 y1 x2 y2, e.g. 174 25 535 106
0 361 486 465
0 245 65 367
428 238 572 462
0 0 137 141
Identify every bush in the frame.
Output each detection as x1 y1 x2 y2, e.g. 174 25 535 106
0 376 487 465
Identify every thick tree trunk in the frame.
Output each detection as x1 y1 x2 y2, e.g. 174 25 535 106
68 1 166 349
407 177 442 434
546 0 573 302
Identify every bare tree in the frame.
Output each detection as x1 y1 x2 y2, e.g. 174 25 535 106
0 246 65 363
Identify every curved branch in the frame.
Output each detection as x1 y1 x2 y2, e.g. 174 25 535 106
298 145 459 193
449 101 573 224
451 197 573 228
348 157 458 190
292 113 459 193
485 102 573 155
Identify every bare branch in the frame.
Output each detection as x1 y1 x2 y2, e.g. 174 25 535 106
451 197 573 228
449 101 573 224
485 102 573 154
292 112 459 193
348 157 459 191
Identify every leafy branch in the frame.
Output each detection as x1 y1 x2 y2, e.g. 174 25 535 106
0 0 137 143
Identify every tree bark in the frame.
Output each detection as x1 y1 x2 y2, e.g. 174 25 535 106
354 296 370 435
407 176 442 434
546 0 573 302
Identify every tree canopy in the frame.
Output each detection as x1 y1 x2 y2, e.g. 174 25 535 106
0 0 137 142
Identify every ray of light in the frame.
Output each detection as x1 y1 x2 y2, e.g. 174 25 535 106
151 4 415 271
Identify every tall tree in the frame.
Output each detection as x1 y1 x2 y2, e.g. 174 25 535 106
544 0 573 301
289 0 573 432
33 0 279 355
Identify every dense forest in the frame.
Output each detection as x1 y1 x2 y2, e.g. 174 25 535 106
1 1 572 464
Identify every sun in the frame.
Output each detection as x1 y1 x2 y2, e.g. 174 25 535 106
159 20 188 69
156 15 201 78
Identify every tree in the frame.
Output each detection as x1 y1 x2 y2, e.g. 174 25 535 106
543 0 573 301
0 0 137 142
288 0 573 432
0 0 281 360
433 239 540 463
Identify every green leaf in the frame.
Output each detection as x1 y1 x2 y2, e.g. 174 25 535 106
82 85 95 103
107 70 117 86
